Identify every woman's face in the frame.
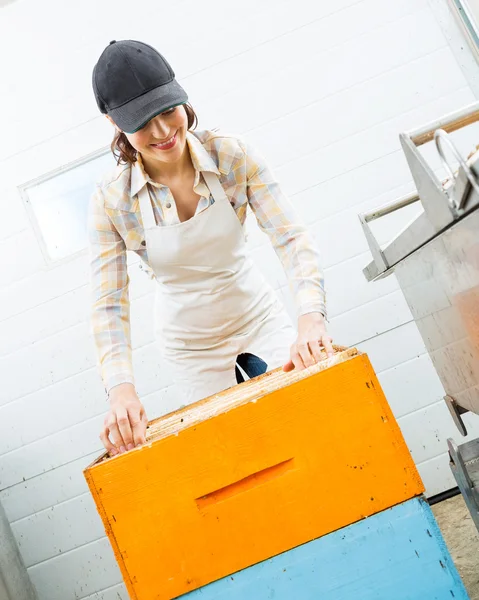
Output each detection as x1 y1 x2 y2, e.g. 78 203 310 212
114 105 189 164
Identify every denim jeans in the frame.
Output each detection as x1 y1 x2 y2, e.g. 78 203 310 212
235 353 268 383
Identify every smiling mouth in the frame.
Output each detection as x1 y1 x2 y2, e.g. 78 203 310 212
150 133 177 150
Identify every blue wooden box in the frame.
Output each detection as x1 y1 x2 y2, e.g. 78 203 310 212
183 497 468 600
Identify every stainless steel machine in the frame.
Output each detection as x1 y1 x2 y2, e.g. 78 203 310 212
360 102 479 531
0 499 37 599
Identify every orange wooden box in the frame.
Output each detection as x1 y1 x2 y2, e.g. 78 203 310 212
84 348 424 600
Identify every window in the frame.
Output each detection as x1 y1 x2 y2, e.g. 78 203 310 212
450 0 479 59
22 150 116 262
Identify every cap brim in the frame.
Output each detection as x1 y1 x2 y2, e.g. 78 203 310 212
108 79 188 133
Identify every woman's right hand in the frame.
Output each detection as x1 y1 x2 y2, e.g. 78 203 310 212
100 383 148 456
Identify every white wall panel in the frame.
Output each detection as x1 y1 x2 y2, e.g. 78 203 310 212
0 323 96 404
0 186 30 240
329 289 413 347
80 583 129 600
187 0 427 103
276 87 475 196
203 5 445 135
27 537 121 600
0 286 89 356
325 252 399 318
0 254 89 321
398 401 479 465
293 150 412 224
12 493 104 568
416 452 458 498
0 454 95 523
0 228 44 288
377 353 446 419
357 321 428 373
0 415 104 490
0 369 105 455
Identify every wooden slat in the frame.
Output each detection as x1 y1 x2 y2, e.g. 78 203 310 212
85 350 423 599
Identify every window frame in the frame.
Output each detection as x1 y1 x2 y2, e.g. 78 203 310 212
19 145 112 267
449 0 479 61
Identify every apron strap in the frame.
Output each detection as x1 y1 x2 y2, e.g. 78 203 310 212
202 171 229 203
137 184 157 229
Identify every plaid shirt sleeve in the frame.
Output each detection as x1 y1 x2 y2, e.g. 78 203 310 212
88 185 135 393
240 140 327 318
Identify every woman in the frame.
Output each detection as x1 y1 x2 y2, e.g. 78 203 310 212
90 40 332 456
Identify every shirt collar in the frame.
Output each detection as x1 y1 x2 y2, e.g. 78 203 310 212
130 154 151 198
130 131 220 198
186 131 221 177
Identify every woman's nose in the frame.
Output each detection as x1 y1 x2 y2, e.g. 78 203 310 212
150 116 169 140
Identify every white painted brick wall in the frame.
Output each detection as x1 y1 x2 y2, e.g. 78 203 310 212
1 0 479 597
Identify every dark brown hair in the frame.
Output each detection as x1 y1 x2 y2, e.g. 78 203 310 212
111 103 198 165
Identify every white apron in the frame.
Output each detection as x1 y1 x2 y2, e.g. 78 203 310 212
137 170 296 404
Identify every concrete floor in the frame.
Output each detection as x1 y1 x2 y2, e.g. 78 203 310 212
432 495 479 599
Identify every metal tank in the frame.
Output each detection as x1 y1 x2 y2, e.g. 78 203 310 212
360 102 479 531
0 499 37 599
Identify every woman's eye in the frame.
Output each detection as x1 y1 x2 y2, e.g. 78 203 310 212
162 107 176 116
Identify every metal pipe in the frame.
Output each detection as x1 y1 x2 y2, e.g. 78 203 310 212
406 101 479 146
361 192 420 223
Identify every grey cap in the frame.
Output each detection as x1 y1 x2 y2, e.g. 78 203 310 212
92 40 188 133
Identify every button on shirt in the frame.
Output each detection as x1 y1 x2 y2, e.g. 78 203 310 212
88 130 326 392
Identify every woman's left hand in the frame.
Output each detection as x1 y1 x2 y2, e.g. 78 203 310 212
283 312 334 372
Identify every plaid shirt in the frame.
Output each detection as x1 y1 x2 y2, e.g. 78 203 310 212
88 130 326 392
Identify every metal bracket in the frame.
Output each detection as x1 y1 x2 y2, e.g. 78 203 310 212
362 102 479 279
448 437 479 533
359 192 420 277
400 133 454 230
401 102 479 225
358 215 388 274
444 394 469 437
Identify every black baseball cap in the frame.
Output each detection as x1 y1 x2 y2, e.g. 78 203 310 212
92 40 188 134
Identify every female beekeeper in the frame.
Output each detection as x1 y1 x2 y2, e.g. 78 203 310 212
90 40 333 456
